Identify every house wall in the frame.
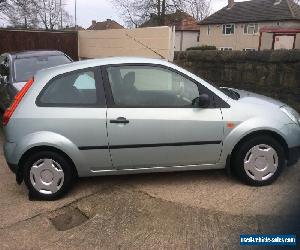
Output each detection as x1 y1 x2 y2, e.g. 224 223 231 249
175 31 199 51
295 33 300 49
200 21 300 50
78 26 175 61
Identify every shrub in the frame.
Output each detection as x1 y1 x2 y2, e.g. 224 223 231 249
186 45 217 51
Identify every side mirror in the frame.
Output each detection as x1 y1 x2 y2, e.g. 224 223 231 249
192 94 210 108
0 75 8 85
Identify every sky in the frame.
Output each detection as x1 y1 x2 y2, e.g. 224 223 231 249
64 0 249 29
0 0 249 28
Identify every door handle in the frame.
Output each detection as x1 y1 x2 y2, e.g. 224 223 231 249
110 117 130 124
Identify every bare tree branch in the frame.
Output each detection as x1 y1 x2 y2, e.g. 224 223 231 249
0 0 72 29
111 0 210 27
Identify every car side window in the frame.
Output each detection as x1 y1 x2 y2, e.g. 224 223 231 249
107 66 200 107
38 69 101 106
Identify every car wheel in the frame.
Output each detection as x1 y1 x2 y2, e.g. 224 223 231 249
232 135 285 186
23 151 75 200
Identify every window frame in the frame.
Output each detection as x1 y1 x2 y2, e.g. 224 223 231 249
36 66 106 108
222 24 235 35
243 48 256 51
101 63 229 109
244 23 259 35
219 47 233 51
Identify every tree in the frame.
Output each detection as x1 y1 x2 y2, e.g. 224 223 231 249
0 0 73 29
182 0 211 21
1 0 39 28
32 0 73 30
112 0 211 28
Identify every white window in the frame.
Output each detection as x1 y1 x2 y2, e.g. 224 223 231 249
243 48 256 51
222 24 234 35
244 23 258 34
219 47 233 51
207 25 210 35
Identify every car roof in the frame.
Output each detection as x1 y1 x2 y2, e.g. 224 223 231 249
38 57 171 76
7 50 66 59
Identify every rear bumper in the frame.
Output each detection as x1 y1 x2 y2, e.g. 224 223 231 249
288 146 300 166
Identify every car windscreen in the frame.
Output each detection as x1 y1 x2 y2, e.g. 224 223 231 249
13 55 71 82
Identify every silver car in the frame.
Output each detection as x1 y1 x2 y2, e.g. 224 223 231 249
3 57 300 200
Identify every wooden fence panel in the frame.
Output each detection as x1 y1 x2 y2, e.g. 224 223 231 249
0 29 78 60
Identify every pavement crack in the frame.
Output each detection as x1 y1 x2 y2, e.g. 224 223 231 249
0 190 101 230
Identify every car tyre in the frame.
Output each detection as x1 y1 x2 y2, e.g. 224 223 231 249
23 151 75 200
232 135 285 186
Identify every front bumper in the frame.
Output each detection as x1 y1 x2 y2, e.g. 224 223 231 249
288 146 300 166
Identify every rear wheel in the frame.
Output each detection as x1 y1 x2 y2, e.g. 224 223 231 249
23 151 75 200
232 135 285 186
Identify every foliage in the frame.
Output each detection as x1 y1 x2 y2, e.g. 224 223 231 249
186 45 216 51
0 0 73 30
111 0 211 28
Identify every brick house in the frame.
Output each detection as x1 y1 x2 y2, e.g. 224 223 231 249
142 11 200 51
199 0 300 51
88 19 124 30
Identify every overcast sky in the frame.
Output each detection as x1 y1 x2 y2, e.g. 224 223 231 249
65 0 249 29
0 0 248 28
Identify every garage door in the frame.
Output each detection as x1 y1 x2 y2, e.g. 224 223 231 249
274 35 295 50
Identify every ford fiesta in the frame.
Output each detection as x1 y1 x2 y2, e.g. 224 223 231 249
3 57 300 200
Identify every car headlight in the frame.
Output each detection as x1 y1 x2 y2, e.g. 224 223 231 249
280 106 300 125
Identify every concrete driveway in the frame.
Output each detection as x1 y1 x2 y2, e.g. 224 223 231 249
0 131 299 249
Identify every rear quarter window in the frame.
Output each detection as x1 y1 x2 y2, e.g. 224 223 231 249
37 68 105 107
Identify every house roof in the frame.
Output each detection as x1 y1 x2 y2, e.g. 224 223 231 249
200 0 300 25
141 11 200 31
87 19 124 30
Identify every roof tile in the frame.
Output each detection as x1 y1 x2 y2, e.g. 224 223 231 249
200 0 300 25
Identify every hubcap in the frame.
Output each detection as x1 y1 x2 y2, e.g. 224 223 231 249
243 144 278 181
30 159 64 194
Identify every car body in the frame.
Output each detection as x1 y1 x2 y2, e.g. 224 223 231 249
2 57 300 200
0 50 72 112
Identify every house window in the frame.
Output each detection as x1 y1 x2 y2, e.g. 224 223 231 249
197 32 200 42
244 23 258 34
207 25 210 35
222 24 234 35
220 47 233 51
243 48 256 51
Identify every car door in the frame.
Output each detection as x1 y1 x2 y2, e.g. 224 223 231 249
0 55 11 110
36 67 112 173
103 64 225 170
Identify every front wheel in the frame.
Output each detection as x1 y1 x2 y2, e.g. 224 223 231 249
23 151 75 200
232 136 285 186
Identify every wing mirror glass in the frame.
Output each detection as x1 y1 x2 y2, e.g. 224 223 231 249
192 94 210 108
0 75 8 85
0 64 9 85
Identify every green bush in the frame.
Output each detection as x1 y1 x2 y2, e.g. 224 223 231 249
177 49 300 63
186 45 217 51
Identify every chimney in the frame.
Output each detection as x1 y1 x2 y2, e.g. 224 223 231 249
228 0 234 8
92 20 96 26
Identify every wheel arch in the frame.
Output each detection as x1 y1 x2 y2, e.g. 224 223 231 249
231 130 289 162
17 145 78 184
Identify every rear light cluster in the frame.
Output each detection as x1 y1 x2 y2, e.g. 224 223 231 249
2 78 34 126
